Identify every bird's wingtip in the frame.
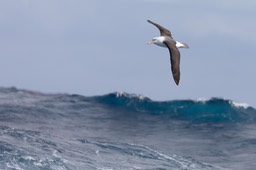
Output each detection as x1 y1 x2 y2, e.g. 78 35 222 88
147 20 153 23
174 79 180 86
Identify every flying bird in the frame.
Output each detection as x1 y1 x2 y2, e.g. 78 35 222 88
147 20 189 85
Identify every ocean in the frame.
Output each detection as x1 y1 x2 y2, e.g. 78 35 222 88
0 87 256 170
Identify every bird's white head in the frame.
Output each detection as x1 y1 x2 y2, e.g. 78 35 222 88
147 37 156 45
147 36 166 47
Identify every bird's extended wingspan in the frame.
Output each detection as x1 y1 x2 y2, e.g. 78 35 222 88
163 39 180 85
147 20 172 38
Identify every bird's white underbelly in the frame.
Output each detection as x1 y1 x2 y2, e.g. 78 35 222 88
153 36 187 48
155 40 187 48
153 36 167 48
155 41 167 48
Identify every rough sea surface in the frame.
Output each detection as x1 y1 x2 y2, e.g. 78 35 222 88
0 87 256 170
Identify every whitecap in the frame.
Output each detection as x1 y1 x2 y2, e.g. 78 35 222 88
229 101 250 109
115 92 147 100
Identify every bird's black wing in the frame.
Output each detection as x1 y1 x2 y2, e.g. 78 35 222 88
163 39 180 85
147 20 172 38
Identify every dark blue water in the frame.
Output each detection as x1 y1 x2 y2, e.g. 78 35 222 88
0 87 256 170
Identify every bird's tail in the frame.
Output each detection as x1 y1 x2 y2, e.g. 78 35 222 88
175 41 189 48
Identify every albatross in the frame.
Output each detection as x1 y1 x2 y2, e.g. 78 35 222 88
147 20 189 85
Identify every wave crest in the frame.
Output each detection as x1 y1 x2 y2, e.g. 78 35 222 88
93 92 256 124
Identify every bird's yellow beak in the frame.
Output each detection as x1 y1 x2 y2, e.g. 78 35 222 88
147 40 154 45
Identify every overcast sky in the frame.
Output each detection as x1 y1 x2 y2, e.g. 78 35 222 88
0 0 255 107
